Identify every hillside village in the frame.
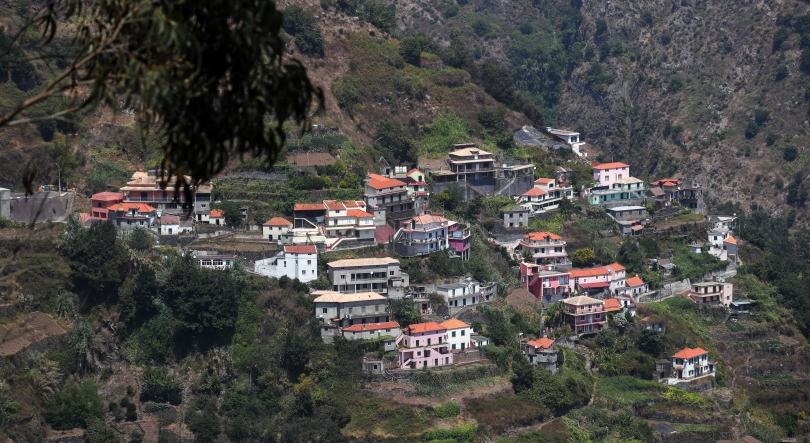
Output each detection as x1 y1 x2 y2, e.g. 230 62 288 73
1 122 794 443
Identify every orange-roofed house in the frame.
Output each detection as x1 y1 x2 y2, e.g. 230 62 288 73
254 245 318 282
647 177 702 210
397 322 452 369
522 337 558 373
440 318 473 352
107 202 157 231
323 200 376 241
521 178 574 213
392 167 428 198
209 209 224 225
722 236 737 258
568 267 610 293
592 162 630 187
363 173 413 222
89 192 124 221
262 217 293 242
617 275 648 297
398 214 458 258
605 263 627 290
670 347 715 382
516 231 569 265
603 298 622 313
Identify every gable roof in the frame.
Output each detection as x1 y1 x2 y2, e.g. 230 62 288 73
603 298 622 311
92 192 124 201
606 263 625 272
527 337 554 349
294 203 326 211
672 347 708 359
593 162 630 170
405 322 446 334
524 231 562 241
626 276 645 287
324 200 346 211
562 295 604 306
408 214 449 225
263 217 292 226
210 209 224 218
285 245 317 254
366 173 406 190
449 147 492 157
347 209 374 218
440 318 470 330
342 321 400 332
534 178 554 184
569 268 609 278
523 187 548 196
327 257 399 268
723 236 737 245
109 202 156 213
161 215 181 225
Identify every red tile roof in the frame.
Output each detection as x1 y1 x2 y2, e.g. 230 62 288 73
294 203 326 211
210 209 224 218
263 217 292 226
569 268 609 278
408 214 449 225
440 319 470 330
161 215 181 225
626 276 645 287
524 231 562 241
650 178 682 187
603 298 622 311
284 245 317 254
672 347 708 359
407 168 423 176
724 236 736 245
324 200 345 211
91 192 124 201
534 178 554 184
593 162 630 170
579 281 610 289
343 322 400 332
366 173 406 190
374 224 395 243
527 337 554 349
347 209 374 218
523 187 548 196
405 322 446 334
606 263 625 272
109 202 156 213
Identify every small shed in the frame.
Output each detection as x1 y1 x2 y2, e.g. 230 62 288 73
362 355 384 374
654 359 673 382
471 335 490 348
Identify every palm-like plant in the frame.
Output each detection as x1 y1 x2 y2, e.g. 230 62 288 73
27 351 62 400
68 321 104 373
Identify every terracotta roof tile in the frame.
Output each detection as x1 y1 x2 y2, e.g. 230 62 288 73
109 202 156 213
440 319 470 330
284 245 316 254
603 298 622 311
606 263 625 272
626 276 645 287
347 209 374 218
342 322 400 332
672 347 708 359
534 178 554 184
294 203 326 211
527 337 554 349
569 268 609 278
408 214 449 225
562 295 604 306
593 162 630 170
523 188 548 196
366 173 406 190
524 231 562 241
263 217 292 226
210 209 224 218
724 236 737 245
405 322 446 334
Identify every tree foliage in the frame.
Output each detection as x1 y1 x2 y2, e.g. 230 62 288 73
45 382 104 430
283 5 325 56
400 33 440 66
572 248 596 268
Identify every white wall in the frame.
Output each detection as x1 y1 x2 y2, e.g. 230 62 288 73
446 326 473 351
254 252 317 282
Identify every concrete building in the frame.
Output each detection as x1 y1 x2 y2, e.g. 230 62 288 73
193 253 237 270
607 206 649 222
396 322 453 369
254 245 318 282
520 263 570 304
588 177 647 206
687 281 733 308
667 348 716 383
522 337 558 374
159 215 180 235
315 291 389 341
435 279 497 315
262 217 293 242
515 232 569 265
341 322 401 341
519 178 574 213
562 295 606 335
108 202 157 231
364 173 414 223
502 206 531 228
0 188 9 219
440 318 473 352
396 214 453 257
592 162 630 188
327 257 409 298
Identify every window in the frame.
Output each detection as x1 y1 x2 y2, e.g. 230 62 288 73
390 271 394 276
461 330 465 336
452 331 456 337
322 308 327 314
302 270 306 275
307 260 311 265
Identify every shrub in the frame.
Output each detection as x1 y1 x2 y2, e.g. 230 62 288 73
282 5 325 55
140 367 183 405
766 132 778 145
520 22 533 35
443 5 459 18
755 109 770 126
127 227 154 252
572 248 597 267
100 366 113 381
773 27 791 51
84 419 120 443
595 19 607 36
157 429 181 443
660 34 671 45
668 75 685 93
745 120 758 139
45 382 104 430
362 0 396 33
776 65 789 81
188 412 222 443
399 33 439 66
473 19 490 36
783 145 798 161
433 402 461 418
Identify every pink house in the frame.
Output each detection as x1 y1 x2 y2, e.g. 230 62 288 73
593 162 630 187
448 222 471 260
396 322 453 369
568 268 611 293
89 192 124 221
562 295 607 335
520 262 570 303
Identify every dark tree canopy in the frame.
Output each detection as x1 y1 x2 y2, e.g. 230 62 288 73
3 0 323 196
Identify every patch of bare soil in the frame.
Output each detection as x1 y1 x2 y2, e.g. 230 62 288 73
362 378 513 408
0 312 65 356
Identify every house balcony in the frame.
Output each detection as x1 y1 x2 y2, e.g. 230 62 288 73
405 236 447 243
568 306 605 314
124 196 187 203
